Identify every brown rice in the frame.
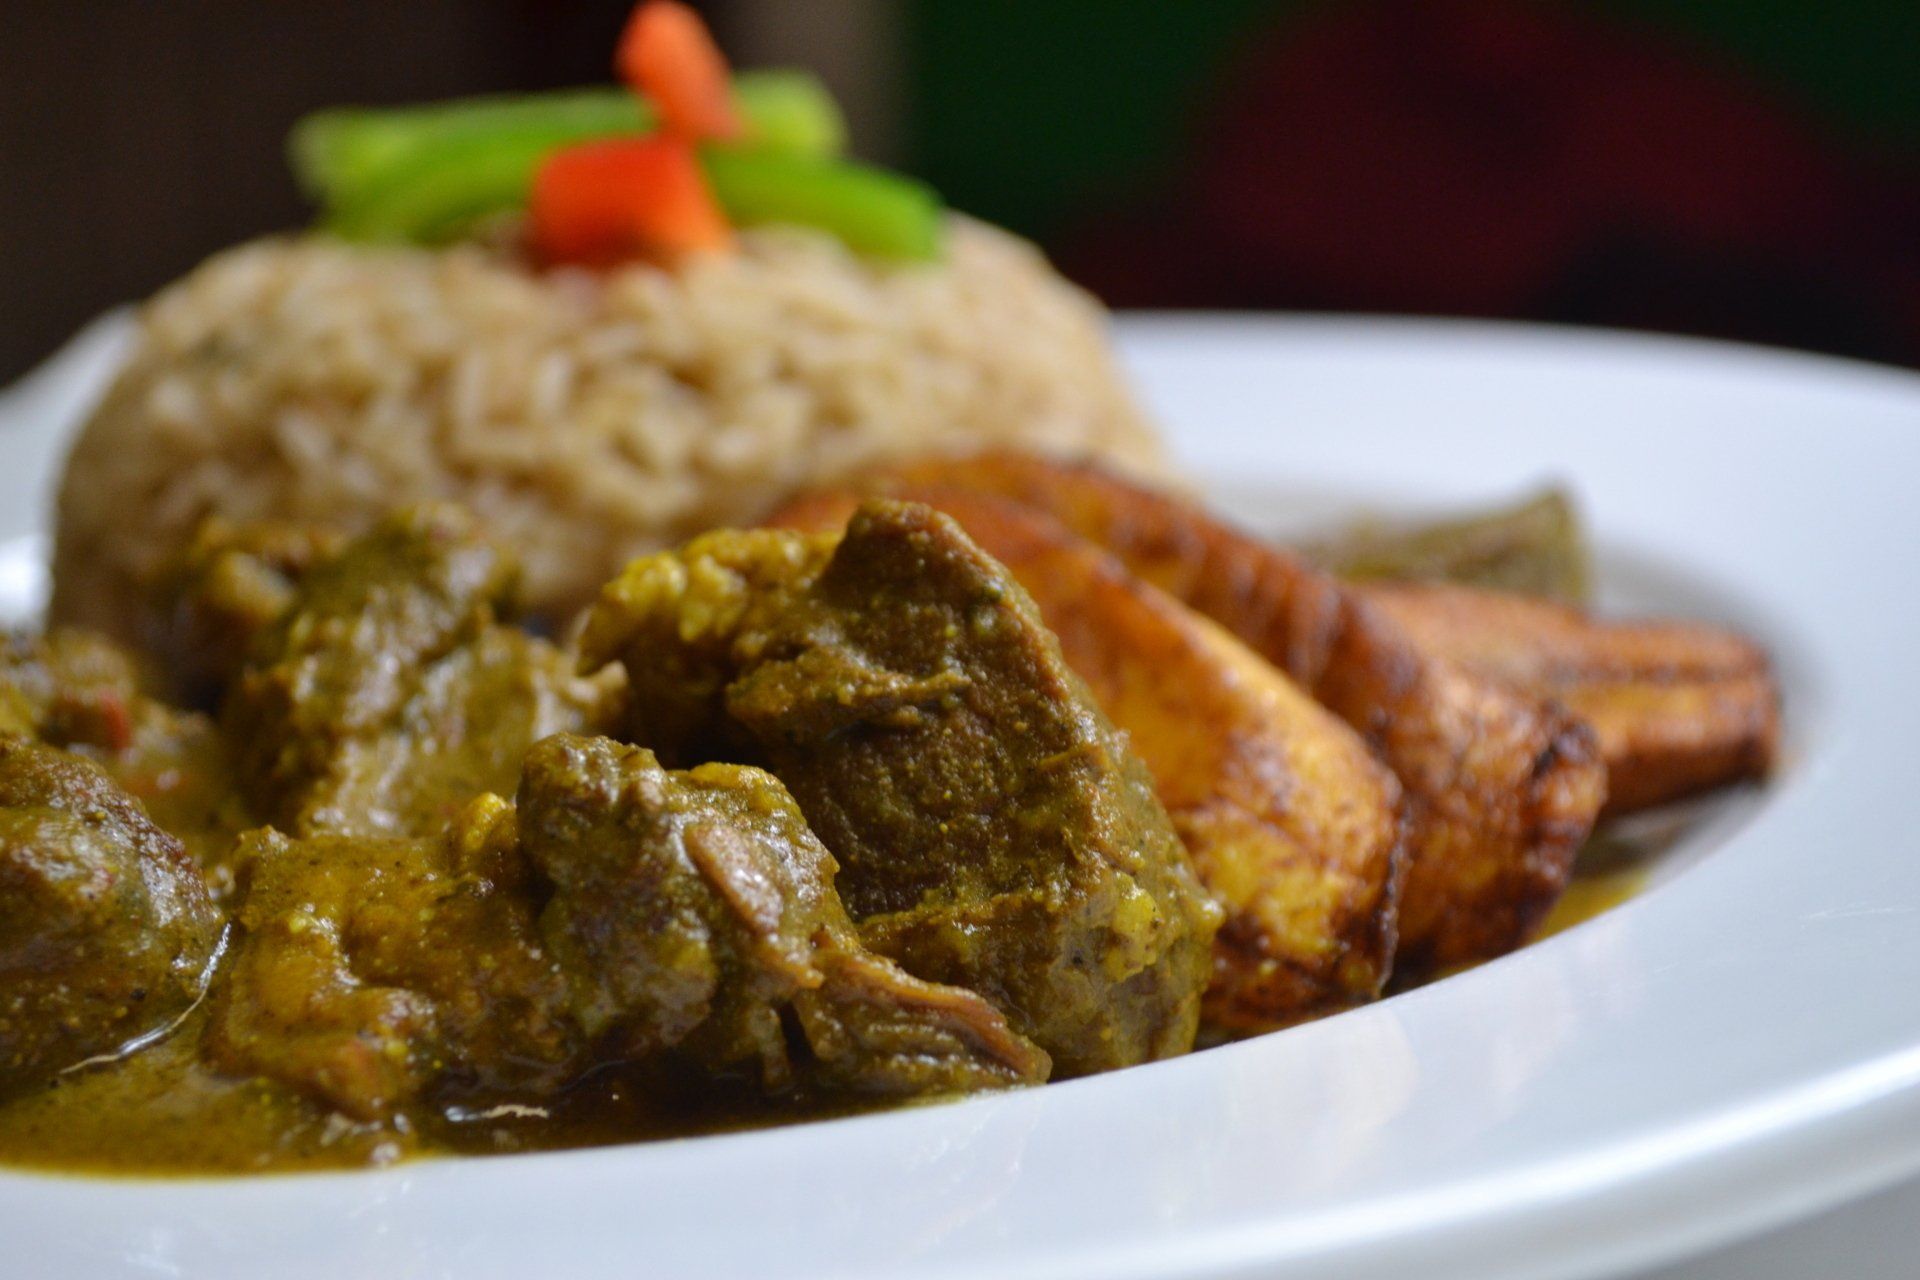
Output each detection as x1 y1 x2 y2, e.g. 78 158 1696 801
51 218 1164 642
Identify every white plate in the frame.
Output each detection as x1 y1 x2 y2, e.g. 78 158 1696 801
1 314 1917 1280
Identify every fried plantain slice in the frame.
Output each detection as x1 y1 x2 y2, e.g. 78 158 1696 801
1356 583 1779 815
772 486 1407 1030
804 451 1608 977
1311 591 1604 973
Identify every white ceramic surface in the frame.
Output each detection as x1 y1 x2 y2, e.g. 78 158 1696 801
1 314 1917 1280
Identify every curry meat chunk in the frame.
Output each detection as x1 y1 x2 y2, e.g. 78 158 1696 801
581 500 1220 1076
223 505 612 839
157 518 347 703
0 628 154 749
521 734 1047 1096
208 735 1043 1122
0 737 221 1097
205 799 578 1122
1 629 248 894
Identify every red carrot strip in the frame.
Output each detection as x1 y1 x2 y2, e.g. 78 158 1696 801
529 135 733 265
616 1 745 142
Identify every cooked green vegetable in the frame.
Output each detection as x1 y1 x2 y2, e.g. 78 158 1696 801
327 131 592 243
1303 488 1591 605
716 69 846 157
295 71 845 244
702 149 944 260
293 90 645 208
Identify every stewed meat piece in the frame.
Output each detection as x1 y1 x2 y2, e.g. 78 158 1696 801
521 734 1047 1095
579 500 1220 1075
204 798 578 1121
222 505 612 838
0 737 220 1096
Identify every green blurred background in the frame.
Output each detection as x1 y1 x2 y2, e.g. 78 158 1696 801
3 0 1915 381
908 1 1917 242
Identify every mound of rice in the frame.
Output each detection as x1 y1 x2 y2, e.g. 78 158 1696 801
51 218 1164 643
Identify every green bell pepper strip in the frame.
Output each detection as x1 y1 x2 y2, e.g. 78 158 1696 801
718 70 847 159
701 149 945 261
294 90 645 206
296 71 846 243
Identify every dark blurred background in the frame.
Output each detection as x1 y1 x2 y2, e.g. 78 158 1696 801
4 0 1916 382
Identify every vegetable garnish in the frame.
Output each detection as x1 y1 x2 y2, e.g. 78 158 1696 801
295 75 843 244
617 1 745 142
531 0 738 263
703 150 943 261
289 0 946 263
530 136 732 265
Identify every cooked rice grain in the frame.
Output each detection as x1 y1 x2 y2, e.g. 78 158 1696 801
52 220 1164 642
